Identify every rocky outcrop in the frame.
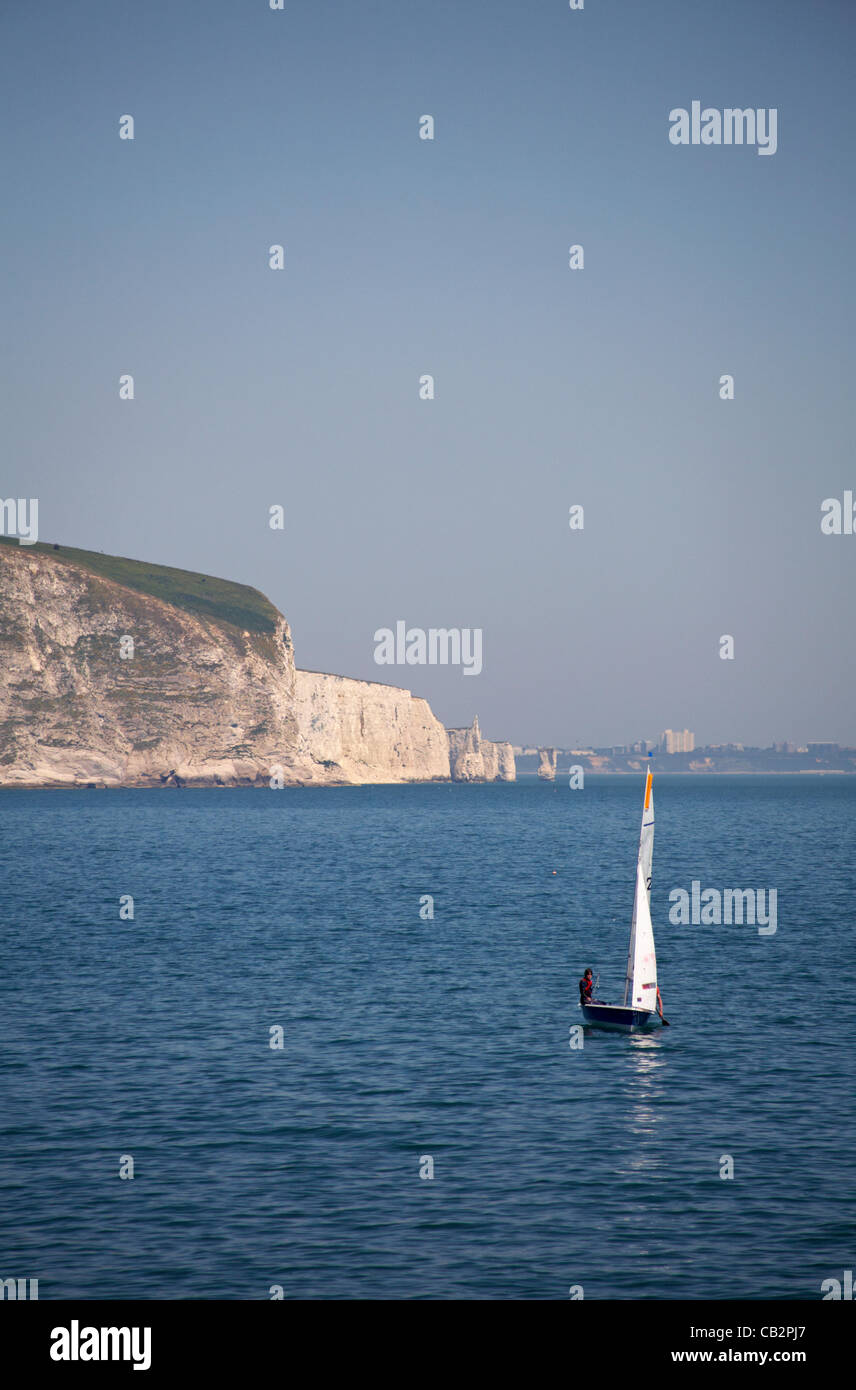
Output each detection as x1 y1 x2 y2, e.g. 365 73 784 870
537 747 558 780
448 715 516 782
0 543 515 787
0 543 304 787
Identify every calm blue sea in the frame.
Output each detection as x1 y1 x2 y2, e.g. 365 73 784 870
1 775 854 1300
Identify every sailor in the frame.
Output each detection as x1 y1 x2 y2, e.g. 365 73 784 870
579 968 594 1005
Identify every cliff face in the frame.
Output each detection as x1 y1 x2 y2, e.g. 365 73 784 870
0 543 514 787
294 670 450 783
0 544 304 787
448 716 516 782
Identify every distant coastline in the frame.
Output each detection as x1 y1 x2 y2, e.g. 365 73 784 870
514 749 856 777
516 767 855 776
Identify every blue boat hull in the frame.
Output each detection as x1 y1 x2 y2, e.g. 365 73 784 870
581 1002 659 1032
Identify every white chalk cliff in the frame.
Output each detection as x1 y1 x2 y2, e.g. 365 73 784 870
294 670 450 784
0 542 515 787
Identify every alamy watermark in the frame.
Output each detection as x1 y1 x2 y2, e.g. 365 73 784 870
669 103 777 156
374 622 482 676
1 1277 38 1300
0 497 38 545
821 491 855 534
50 1322 151 1371
669 882 777 935
821 1269 854 1299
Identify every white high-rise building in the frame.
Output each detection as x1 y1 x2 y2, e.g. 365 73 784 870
661 729 695 753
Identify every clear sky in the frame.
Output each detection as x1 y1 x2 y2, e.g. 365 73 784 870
2 0 854 747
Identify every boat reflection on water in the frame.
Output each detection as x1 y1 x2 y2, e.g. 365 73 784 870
622 1036 668 1163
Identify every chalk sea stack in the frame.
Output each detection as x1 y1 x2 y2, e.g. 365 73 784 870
537 747 558 780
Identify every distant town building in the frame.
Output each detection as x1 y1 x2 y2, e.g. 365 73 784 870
807 742 839 757
660 729 695 754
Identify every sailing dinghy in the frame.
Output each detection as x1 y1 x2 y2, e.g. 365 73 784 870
581 768 662 1032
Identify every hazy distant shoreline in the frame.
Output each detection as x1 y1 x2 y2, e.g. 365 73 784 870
516 768 855 777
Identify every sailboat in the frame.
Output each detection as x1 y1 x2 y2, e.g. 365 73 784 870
581 767 662 1032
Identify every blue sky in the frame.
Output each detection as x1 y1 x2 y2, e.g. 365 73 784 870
2 0 854 745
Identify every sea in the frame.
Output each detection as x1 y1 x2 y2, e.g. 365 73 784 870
1 775 854 1300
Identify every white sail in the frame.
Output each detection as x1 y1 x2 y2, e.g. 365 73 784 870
638 768 654 902
624 769 657 1009
624 861 658 1010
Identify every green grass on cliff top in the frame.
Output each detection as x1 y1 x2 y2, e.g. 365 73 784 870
0 536 281 634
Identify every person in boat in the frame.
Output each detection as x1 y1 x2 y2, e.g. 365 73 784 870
579 969 594 1006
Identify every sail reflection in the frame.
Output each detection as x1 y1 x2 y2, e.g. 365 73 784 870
623 1036 667 1158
